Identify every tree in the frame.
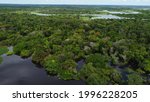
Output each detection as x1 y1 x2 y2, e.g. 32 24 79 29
79 63 97 80
13 42 26 55
86 73 109 85
43 55 60 75
143 59 150 73
126 44 148 68
32 46 49 64
86 53 108 68
127 73 144 85
59 59 77 80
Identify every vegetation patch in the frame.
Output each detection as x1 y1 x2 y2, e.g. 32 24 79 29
0 46 8 55
0 56 2 64
6 51 14 56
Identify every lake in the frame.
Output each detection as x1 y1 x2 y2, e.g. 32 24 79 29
91 14 123 19
31 12 124 19
99 10 140 14
31 10 141 20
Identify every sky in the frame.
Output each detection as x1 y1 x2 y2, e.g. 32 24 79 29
0 0 150 5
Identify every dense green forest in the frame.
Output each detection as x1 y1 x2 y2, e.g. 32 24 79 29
0 5 150 84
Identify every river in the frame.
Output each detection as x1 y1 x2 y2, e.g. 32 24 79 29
0 47 85 85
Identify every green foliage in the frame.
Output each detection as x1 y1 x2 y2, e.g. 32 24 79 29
43 55 60 75
143 59 150 73
0 32 7 41
32 47 49 64
58 69 76 80
110 69 122 84
6 51 14 56
0 46 8 55
79 63 97 80
127 73 144 85
0 56 2 64
126 44 148 68
79 63 122 85
136 68 145 74
124 68 135 74
44 56 77 80
59 59 77 80
86 53 108 68
86 73 109 85
20 50 31 57
14 42 26 55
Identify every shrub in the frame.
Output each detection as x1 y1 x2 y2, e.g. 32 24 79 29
6 51 14 56
43 55 60 75
127 73 144 85
20 50 31 57
0 46 8 55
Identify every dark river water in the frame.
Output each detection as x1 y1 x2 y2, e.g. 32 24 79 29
0 54 85 85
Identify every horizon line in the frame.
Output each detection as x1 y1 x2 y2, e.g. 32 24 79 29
0 3 150 7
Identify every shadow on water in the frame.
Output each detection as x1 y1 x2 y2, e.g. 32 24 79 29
0 54 85 85
109 62 129 81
